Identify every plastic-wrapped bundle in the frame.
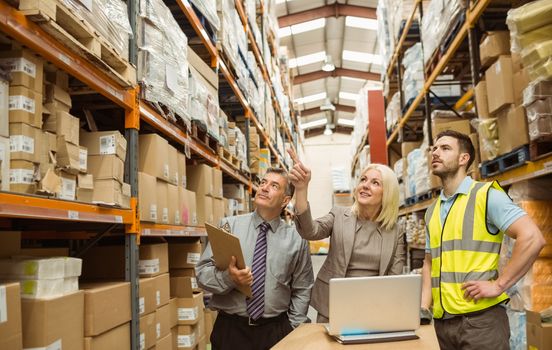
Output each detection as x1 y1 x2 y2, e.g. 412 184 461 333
414 150 430 196
475 118 499 161
377 0 394 73
386 92 401 132
331 167 351 192
406 148 422 198
523 79 552 107
61 0 132 60
393 158 404 181
421 0 464 64
402 43 424 103
505 307 526 350
188 70 219 140
525 96 552 141
506 0 552 41
190 0 220 30
138 0 190 124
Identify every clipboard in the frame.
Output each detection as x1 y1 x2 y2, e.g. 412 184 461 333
205 223 252 297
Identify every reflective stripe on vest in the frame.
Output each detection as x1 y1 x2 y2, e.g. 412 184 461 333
428 181 509 318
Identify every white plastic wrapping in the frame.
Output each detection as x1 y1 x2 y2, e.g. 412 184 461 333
386 92 401 132
402 43 424 103
138 0 190 125
472 118 499 161
62 0 132 60
421 0 464 64
190 0 220 31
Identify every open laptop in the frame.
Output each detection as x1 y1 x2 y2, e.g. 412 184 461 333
326 274 422 344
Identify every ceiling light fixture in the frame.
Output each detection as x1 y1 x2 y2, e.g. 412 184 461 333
323 125 333 136
321 55 335 72
320 98 335 111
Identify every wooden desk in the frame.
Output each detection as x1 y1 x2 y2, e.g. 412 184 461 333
272 324 439 349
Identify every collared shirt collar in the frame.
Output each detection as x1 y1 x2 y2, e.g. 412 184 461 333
439 176 473 201
253 210 281 232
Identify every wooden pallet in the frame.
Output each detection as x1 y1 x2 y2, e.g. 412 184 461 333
405 188 439 206
19 0 136 87
480 145 530 178
217 145 240 169
529 137 552 160
191 120 218 153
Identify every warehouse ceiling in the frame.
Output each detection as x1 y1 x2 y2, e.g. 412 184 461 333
277 0 382 135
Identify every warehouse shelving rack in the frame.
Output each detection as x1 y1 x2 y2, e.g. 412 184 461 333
350 0 552 264
0 0 299 348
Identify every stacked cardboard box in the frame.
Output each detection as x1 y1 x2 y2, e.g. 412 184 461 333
186 164 223 226
139 133 190 225
474 30 530 162
168 238 206 349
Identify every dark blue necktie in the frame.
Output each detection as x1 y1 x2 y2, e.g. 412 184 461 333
246 222 270 320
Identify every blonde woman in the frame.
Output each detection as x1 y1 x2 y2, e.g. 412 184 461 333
287 149 405 323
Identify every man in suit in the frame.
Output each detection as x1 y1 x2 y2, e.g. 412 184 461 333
196 167 314 350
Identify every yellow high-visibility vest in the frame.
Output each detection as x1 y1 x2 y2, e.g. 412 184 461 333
426 181 509 319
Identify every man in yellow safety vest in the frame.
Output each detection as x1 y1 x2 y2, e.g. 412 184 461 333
420 130 545 349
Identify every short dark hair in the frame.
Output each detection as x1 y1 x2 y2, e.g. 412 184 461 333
265 167 295 196
436 130 475 170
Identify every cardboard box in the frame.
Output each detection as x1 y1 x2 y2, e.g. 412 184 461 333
93 179 124 206
154 273 170 308
0 282 22 350
0 136 9 191
139 172 157 223
168 183 180 225
170 276 200 297
175 292 204 325
513 69 530 106
138 277 156 316
81 281 131 336
223 198 231 217
526 310 552 350
156 303 171 340
8 86 42 128
87 155 124 183
485 55 514 115
139 242 169 278
497 105 529 155
77 174 94 203
168 239 202 269
80 130 127 161
197 312 205 339
0 76 9 138
155 333 172 350
223 184 244 200
474 80 490 119
21 290 84 350
169 298 177 329
169 268 196 277
479 31 510 68
139 312 156 350
212 168 223 199
9 122 40 162
177 152 187 187
186 164 213 196
213 198 224 227
431 118 472 138
168 144 178 186
187 46 218 89
122 182 131 209
196 195 213 226
139 134 169 182
58 171 76 200
0 231 21 257
174 325 198 349
84 323 130 350
204 309 217 344
0 49 44 93
56 137 80 174
45 70 69 90
37 167 61 196
198 335 207 350
9 160 36 194
79 146 87 173
156 180 169 224
179 187 197 226
43 111 79 145
45 83 71 109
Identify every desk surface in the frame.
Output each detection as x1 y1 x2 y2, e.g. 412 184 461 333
272 324 439 350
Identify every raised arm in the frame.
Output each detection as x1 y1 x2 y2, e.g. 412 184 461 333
287 148 311 215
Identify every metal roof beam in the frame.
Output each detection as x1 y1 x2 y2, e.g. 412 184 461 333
300 104 355 117
278 4 376 28
293 68 380 85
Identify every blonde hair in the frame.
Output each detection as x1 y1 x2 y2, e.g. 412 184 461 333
351 163 400 230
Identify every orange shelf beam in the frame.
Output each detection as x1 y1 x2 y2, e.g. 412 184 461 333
141 222 207 237
0 192 133 224
176 0 218 67
385 0 420 78
0 1 134 110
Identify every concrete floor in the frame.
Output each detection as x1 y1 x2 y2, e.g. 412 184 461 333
308 254 326 322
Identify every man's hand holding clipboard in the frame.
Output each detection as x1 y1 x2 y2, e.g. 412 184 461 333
205 223 253 298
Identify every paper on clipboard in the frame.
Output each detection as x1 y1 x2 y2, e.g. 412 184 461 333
205 223 252 297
